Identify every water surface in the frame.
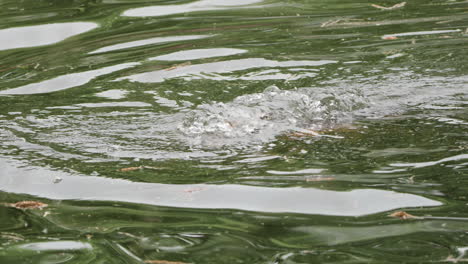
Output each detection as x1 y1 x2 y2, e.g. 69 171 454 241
0 0 467 263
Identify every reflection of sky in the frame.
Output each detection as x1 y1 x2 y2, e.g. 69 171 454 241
150 48 247 61
119 58 337 83
382 29 461 39
0 63 138 95
89 35 212 54
18 241 92 251
76 102 151 108
0 22 97 51
95 89 128 99
0 158 441 217
123 0 263 17
390 154 468 168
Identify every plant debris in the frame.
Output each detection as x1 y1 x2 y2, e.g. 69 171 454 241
382 36 398 40
445 255 466 263
117 231 141 239
445 247 468 263
371 2 406 10
4 201 48 210
0 232 24 241
183 187 206 193
289 129 320 138
389 211 419 219
118 166 163 172
321 19 342 28
144 260 188 264
119 166 142 172
165 62 191 71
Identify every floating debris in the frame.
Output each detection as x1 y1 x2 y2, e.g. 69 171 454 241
118 166 163 172
165 61 191 71
0 232 24 241
183 187 206 193
117 231 141 239
371 2 406 10
321 19 342 28
445 247 468 263
4 201 48 210
119 166 142 172
383 36 398 40
389 211 419 219
289 129 320 138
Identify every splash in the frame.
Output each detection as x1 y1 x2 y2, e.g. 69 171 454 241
178 85 367 147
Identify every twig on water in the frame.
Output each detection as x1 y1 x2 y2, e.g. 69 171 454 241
371 2 406 10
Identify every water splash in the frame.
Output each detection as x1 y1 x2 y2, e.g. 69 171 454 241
178 85 367 147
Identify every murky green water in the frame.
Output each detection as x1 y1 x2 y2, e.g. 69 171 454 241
0 0 467 263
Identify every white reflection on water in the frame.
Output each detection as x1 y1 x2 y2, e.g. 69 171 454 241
382 29 461 39
267 168 326 175
0 158 441 216
89 35 212 54
0 62 138 95
123 0 263 17
390 154 468 169
0 22 98 51
76 102 152 108
95 89 128 99
119 58 337 83
18 241 92 251
150 48 247 61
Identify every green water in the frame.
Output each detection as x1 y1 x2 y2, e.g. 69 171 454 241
0 0 467 263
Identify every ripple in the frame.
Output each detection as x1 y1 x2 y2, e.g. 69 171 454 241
267 169 326 175
382 29 462 39
150 48 247 61
390 154 468 169
89 35 212 54
119 58 337 83
0 63 138 95
76 102 152 108
122 0 263 17
0 0 467 262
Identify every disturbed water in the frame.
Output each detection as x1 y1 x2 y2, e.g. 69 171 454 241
0 0 467 263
